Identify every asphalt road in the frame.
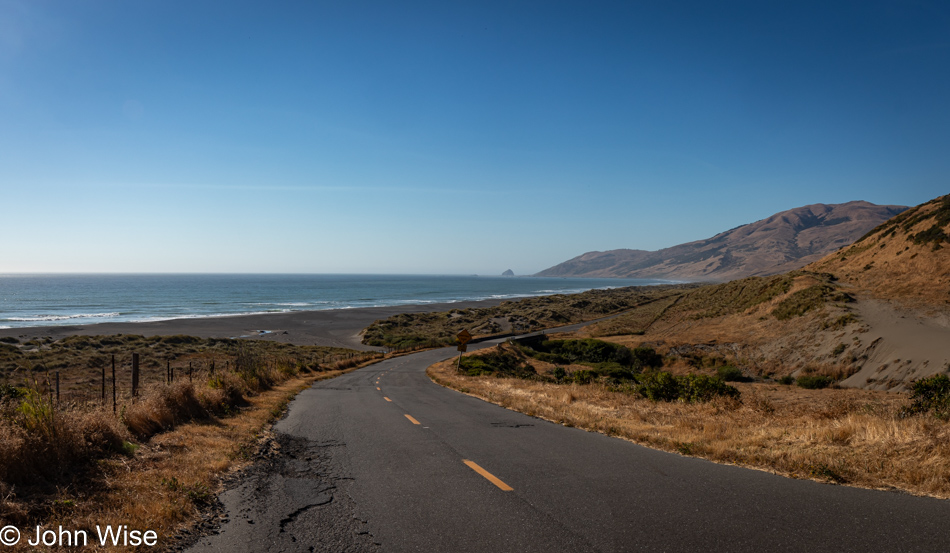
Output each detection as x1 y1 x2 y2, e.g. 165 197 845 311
187 336 950 552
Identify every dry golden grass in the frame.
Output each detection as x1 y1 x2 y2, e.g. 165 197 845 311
0 346 387 552
808 195 950 308
361 284 695 348
430 358 950 498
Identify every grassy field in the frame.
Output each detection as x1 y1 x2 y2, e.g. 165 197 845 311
361 284 698 349
0 333 358 402
430 342 950 498
0 336 382 552
586 271 848 337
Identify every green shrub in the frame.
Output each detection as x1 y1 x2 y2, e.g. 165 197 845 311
459 351 534 378
904 374 950 418
631 346 663 370
592 363 637 381
636 371 681 401
716 366 746 382
16 389 56 439
571 369 597 384
678 374 742 402
634 372 739 403
516 337 661 372
0 384 24 399
779 375 795 385
796 375 833 389
551 366 566 381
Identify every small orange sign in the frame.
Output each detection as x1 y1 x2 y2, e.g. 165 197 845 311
457 329 472 345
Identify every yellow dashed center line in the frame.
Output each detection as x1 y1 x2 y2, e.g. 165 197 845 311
384 397 392 402
404 414 421 425
463 460 513 491
377 387 380 390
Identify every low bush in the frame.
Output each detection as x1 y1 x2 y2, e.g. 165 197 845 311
716 366 748 382
797 375 834 389
0 384 24 399
0 400 128 487
516 337 662 372
635 371 681 401
123 382 210 440
634 372 740 403
678 374 742 402
571 369 597 384
903 374 950 419
458 351 535 378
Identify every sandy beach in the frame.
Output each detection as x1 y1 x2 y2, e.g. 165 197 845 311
0 299 506 351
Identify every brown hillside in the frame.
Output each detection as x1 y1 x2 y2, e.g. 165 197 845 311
807 194 950 309
537 201 907 281
576 192 950 391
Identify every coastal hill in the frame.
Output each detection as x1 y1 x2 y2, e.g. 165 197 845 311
807 194 950 308
363 196 947 390
579 194 950 390
536 201 907 282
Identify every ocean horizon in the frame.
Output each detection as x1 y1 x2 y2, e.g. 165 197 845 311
0 273 674 329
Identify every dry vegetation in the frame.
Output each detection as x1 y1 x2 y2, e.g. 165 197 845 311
0 335 382 552
430 350 950 498
808 193 950 308
361 284 698 349
0 333 358 401
424 195 950 498
576 271 872 384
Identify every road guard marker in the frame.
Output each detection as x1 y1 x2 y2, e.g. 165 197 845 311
456 330 472 371
463 460 513 491
404 414 421 425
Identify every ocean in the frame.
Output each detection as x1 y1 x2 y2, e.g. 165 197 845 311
0 274 670 329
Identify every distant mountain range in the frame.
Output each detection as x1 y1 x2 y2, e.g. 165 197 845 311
536 201 909 282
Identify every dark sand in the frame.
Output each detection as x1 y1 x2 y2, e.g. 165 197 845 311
0 299 506 351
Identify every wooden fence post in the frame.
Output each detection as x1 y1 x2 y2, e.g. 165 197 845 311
132 353 140 397
112 355 116 414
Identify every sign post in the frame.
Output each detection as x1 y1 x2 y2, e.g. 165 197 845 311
456 330 472 372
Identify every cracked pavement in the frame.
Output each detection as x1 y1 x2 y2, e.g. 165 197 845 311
184 335 950 553
185 427 379 552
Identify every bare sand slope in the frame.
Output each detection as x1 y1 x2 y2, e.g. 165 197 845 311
843 299 950 390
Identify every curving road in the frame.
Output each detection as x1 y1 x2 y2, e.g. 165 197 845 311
187 336 950 552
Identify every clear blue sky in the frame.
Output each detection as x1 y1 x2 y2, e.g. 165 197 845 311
1 1 947 274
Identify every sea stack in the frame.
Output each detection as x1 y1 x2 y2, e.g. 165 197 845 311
502 269 514 276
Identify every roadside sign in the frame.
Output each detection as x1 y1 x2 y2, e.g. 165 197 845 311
457 344 467 352
457 330 472 345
